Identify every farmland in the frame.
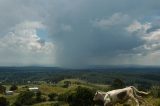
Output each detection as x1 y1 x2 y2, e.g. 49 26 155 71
0 67 160 106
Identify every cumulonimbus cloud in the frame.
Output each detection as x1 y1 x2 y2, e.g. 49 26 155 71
46 0 160 68
1 0 160 67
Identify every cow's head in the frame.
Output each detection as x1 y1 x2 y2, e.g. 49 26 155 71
93 91 105 101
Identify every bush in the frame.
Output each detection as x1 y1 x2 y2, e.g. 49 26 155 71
0 97 9 106
14 91 35 106
10 85 18 91
52 102 60 106
66 86 94 106
51 102 66 106
63 81 71 88
151 86 160 98
0 85 6 94
154 99 160 106
48 93 58 101
58 93 69 102
35 91 46 102
111 78 125 89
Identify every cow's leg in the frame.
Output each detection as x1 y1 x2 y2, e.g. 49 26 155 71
104 102 107 106
130 95 139 106
104 102 109 106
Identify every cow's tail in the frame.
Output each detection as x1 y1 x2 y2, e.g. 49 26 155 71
130 86 150 96
130 86 150 105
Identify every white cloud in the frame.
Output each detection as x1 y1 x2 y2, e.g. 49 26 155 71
126 20 151 33
92 13 130 29
0 21 54 53
0 21 55 66
127 25 160 59
144 29 160 41
141 29 160 54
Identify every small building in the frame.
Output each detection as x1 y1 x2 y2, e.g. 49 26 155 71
5 91 14 95
27 81 31 84
28 87 39 92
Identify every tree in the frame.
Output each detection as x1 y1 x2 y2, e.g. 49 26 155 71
67 86 94 106
63 81 71 88
0 85 6 94
0 97 9 106
10 85 18 91
48 93 58 101
111 78 125 89
14 91 35 106
35 91 46 102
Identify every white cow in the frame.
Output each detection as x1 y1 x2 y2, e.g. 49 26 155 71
93 86 149 106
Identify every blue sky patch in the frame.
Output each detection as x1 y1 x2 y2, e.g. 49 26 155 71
37 29 51 41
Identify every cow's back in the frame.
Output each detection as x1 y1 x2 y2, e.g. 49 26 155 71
107 87 132 103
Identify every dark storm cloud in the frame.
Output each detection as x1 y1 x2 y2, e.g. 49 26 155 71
0 0 50 36
46 0 160 68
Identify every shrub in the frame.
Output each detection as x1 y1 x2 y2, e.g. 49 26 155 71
51 102 66 106
48 93 58 101
0 85 6 94
52 102 60 106
150 86 160 98
14 91 35 106
58 93 69 102
111 78 125 89
62 81 71 88
35 91 46 102
154 99 160 106
10 85 18 91
66 86 94 106
0 97 9 106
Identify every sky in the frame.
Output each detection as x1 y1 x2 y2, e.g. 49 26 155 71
1 0 160 68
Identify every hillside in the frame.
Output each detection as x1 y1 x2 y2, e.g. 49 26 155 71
0 67 160 106
0 67 160 86
0 79 160 106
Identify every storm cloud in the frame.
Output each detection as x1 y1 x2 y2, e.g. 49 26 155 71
1 0 160 67
46 0 160 67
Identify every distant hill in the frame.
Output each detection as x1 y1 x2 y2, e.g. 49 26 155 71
0 66 160 86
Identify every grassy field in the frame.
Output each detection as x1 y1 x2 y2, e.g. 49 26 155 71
1 79 160 106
